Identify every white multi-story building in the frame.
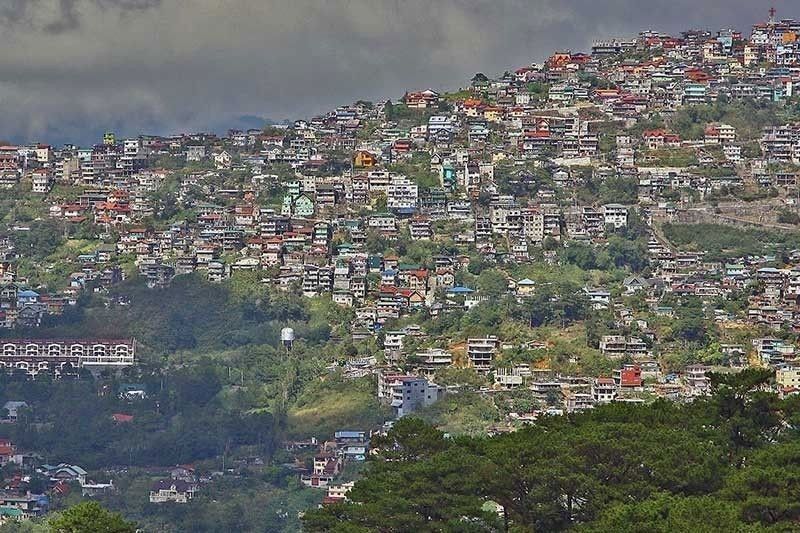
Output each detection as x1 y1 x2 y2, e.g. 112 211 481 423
467 336 500 371
592 377 617 404
31 168 53 193
602 204 628 228
522 208 545 242
415 348 453 378
0 339 136 377
123 138 142 156
386 176 418 211
428 115 456 134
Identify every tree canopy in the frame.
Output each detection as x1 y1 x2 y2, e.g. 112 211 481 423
304 369 800 532
48 502 136 533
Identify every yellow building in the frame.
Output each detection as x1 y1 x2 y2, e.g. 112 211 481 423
776 366 800 388
353 150 377 169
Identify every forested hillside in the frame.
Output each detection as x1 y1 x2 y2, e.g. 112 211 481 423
304 369 800 532
0 273 385 531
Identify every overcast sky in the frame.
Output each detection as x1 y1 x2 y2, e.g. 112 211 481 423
0 0 794 145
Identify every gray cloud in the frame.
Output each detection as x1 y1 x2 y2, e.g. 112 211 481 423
43 0 81 34
0 0 794 145
0 0 162 33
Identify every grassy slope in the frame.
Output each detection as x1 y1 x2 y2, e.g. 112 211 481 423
287 375 391 439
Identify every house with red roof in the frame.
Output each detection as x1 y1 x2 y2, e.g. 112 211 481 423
403 89 440 109
0 439 19 466
642 129 681 150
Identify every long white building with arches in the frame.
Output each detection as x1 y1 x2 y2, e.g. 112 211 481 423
0 339 135 377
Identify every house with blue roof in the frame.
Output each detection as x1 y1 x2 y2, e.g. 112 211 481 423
16 290 39 306
446 286 474 298
381 269 398 285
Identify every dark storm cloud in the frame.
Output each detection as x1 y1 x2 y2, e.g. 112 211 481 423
0 0 162 32
0 0 794 145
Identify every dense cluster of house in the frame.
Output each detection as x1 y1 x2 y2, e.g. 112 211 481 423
0 435 115 524
362 242 800 422
0 438 205 524
0 12 799 422
283 429 368 506
0 389 211 526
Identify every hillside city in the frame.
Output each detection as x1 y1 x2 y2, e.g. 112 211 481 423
2 7 800 532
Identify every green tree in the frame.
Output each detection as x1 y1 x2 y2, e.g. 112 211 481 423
476 269 509 297
606 235 649 272
777 209 800 225
370 417 449 462
706 368 780 464
12 219 64 261
577 493 750 533
48 501 136 533
721 441 800 526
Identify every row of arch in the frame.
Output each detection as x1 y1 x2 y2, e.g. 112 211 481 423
1 342 133 360
0 360 79 378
